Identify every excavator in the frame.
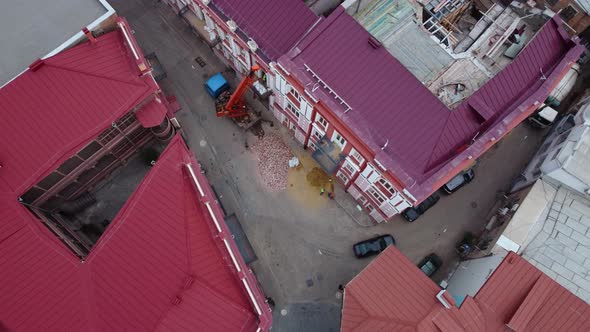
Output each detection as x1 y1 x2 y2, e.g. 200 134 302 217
206 65 262 129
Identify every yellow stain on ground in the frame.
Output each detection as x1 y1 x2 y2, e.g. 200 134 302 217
287 153 332 209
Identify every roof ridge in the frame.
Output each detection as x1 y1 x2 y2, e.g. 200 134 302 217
292 6 345 57
192 273 256 315
41 62 148 90
0 226 25 246
86 136 184 262
342 290 370 331
423 111 453 174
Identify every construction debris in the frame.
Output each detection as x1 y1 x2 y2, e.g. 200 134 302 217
251 133 292 191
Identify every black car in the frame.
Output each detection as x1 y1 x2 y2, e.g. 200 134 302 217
401 193 440 222
353 234 395 258
418 254 442 277
442 168 475 194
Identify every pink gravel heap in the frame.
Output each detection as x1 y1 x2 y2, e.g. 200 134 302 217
251 133 292 191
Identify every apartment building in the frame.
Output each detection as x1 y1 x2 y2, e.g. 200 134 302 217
160 1 583 222
0 17 271 331
164 0 319 97
270 6 583 222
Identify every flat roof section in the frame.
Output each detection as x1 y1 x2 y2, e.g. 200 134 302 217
354 0 453 84
0 0 109 84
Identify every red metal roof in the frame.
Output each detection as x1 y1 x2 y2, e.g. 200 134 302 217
0 18 162 196
282 7 583 202
135 93 169 127
0 19 270 331
211 0 319 60
342 249 590 331
474 253 590 331
0 136 269 331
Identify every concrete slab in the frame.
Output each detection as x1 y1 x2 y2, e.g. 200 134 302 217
0 0 108 84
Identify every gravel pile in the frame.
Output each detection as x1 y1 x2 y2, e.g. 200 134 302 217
251 133 292 191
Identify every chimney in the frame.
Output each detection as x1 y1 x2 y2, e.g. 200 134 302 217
82 27 96 44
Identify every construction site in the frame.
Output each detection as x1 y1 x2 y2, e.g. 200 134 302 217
352 0 568 105
2 0 590 331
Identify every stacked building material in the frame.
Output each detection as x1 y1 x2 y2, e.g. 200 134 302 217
251 133 292 191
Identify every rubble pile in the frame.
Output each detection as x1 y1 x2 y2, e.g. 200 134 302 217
251 133 292 191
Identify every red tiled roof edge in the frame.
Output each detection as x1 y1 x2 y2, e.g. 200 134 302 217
181 137 273 331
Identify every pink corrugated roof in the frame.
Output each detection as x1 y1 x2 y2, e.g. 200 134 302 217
342 250 590 332
0 19 268 331
282 7 583 201
211 0 318 60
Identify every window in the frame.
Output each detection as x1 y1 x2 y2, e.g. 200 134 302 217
333 131 346 149
560 5 578 21
343 163 357 175
290 88 301 101
286 102 300 119
350 148 364 165
337 171 348 184
312 129 323 141
358 195 367 204
274 71 287 95
362 164 380 183
368 187 385 204
316 114 328 130
378 178 396 195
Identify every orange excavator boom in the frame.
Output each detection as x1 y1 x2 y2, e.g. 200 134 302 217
217 65 261 118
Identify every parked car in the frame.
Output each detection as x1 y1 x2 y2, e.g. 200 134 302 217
418 254 442 277
401 193 440 222
353 234 395 258
442 168 475 194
